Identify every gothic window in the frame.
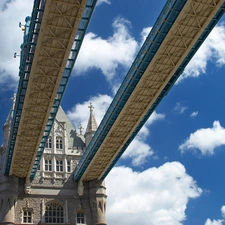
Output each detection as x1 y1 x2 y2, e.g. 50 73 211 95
56 137 63 149
45 137 52 148
77 212 85 224
37 163 40 170
23 210 32 223
45 159 52 171
45 202 64 223
56 160 63 172
67 160 71 172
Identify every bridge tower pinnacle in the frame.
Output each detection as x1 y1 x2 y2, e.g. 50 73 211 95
84 103 98 147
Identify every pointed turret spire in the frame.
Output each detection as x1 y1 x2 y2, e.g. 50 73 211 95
3 94 16 148
84 103 98 147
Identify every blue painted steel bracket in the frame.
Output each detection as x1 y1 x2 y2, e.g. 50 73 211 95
74 0 225 181
30 0 98 179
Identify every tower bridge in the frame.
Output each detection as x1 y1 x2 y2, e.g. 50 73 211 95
1 0 225 224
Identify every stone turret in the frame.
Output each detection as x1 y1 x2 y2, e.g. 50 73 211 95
84 103 98 147
0 94 18 225
81 103 107 225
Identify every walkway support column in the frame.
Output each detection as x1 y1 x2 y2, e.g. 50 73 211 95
89 180 107 225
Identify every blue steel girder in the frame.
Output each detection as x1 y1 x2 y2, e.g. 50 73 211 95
73 0 225 181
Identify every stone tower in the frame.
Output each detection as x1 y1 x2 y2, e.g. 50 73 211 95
0 101 107 225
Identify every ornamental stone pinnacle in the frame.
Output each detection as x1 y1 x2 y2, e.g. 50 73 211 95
84 103 98 147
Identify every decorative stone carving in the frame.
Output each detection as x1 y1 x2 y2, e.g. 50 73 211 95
66 156 73 161
25 182 31 194
55 155 63 160
44 155 52 160
72 160 78 170
55 125 63 136
26 200 29 208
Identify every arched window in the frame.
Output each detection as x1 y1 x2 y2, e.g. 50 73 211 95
45 202 64 223
77 212 85 224
45 137 52 148
56 137 63 149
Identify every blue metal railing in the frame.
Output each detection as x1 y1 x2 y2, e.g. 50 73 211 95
29 0 98 179
73 0 225 181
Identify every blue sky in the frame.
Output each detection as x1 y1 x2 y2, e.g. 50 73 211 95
1 0 225 224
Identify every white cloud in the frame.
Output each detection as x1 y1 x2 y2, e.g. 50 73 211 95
0 0 33 88
205 219 224 225
97 0 111 5
173 102 188 114
121 135 154 166
140 27 152 45
106 162 202 225
221 206 225 218
146 110 165 126
190 111 198 118
204 206 225 225
179 121 225 155
122 111 165 166
178 24 225 83
74 17 138 81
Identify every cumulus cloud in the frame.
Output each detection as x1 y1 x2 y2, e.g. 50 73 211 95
221 206 225 218
140 27 152 45
173 102 188 114
204 206 225 225
146 110 165 126
179 121 225 155
205 219 224 225
190 111 198 118
178 24 225 83
122 111 165 166
106 162 202 225
121 138 154 166
74 17 138 81
97 0 111 5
